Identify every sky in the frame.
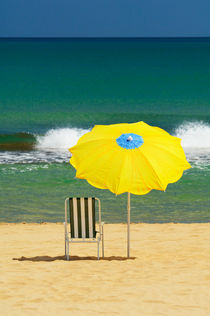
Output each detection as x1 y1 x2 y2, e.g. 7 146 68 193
0 0 210 37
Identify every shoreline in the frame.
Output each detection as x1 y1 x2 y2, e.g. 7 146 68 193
1 221 210 224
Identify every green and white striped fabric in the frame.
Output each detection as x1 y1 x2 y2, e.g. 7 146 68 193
69 197 96 239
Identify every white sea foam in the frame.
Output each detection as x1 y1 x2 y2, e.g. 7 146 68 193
0 128 90 164
35 123 210 152
36 127 90 151
173 121 210 149
0 123 209 167
173 121 210 168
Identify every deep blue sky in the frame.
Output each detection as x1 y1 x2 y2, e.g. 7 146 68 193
0 0 210 37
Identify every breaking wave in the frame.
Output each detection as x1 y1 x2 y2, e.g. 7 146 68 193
174 121 210 149
35 127 90 151
0 122 209 166
173 121 210 168
35 122 210 152
0 128 90 164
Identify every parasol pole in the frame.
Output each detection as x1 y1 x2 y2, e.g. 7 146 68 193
127 192 131 258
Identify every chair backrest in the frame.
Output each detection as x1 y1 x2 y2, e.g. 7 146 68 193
68 197 96 239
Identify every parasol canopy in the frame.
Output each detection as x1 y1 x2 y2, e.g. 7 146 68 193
69 121 191 257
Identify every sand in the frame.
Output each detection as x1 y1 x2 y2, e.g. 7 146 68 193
1 223 210 315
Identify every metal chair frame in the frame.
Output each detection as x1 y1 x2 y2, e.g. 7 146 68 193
64 197 104 260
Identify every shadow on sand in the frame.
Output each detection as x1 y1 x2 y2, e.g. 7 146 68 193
13 255 136 262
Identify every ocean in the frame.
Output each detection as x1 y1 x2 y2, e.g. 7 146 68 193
0 38 210 223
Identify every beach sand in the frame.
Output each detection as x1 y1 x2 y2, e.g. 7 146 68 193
1 223 210 315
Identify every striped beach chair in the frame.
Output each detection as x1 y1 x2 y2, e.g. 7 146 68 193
64 197 104 260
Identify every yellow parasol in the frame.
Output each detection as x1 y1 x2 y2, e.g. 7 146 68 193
69 121 191 257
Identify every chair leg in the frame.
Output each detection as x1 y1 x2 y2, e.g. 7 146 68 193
102 226 104 258
65 238 70 261
101 225 104 258
97 241 100 260
102 239 104 258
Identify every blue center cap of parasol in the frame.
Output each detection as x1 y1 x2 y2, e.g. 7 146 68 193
116 133 144 149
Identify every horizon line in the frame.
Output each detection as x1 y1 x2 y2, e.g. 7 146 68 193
0 36 210 39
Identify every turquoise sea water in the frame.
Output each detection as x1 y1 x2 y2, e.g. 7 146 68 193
0 38 210 223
